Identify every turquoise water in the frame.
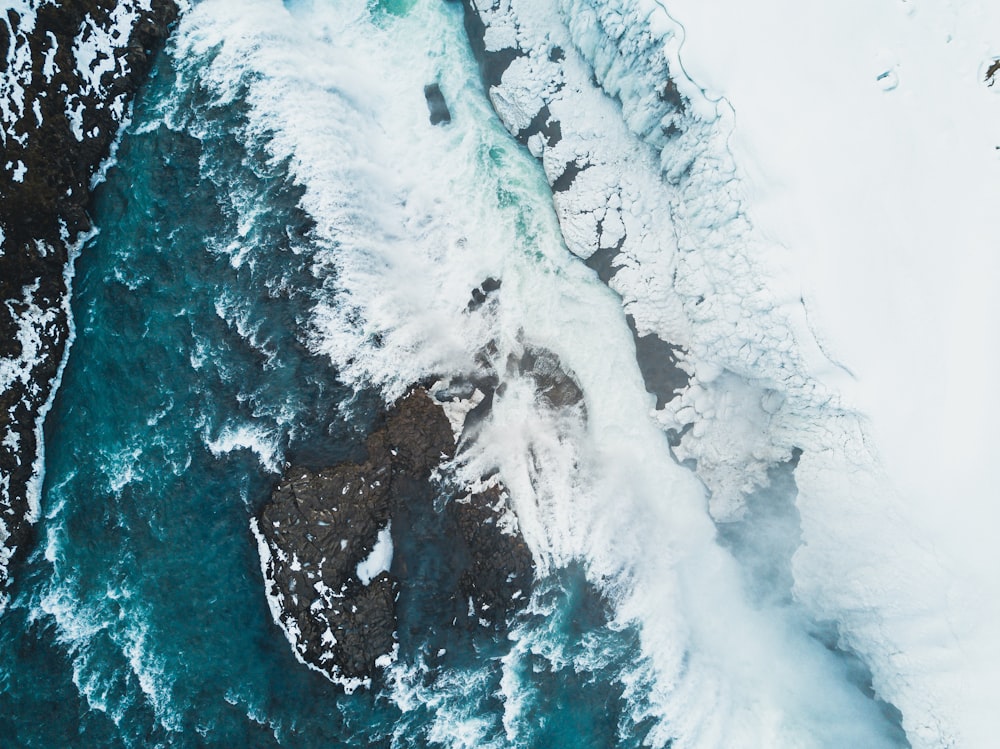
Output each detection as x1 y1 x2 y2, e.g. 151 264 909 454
0 12 646 747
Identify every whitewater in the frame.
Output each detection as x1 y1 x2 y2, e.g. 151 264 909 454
0 0 995 747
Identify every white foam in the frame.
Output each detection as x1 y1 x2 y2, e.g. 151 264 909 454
0 280 58 398
28 533 182 731
385 657 505 749
1 1 167 606
9 229 92 532
204 421 282 473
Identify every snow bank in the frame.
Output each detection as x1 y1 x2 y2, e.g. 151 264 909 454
647 1 1000 745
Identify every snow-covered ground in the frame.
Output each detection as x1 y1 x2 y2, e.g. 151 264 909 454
462 0 999 745
655 1 1000 745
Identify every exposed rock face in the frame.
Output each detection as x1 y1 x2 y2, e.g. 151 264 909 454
256 462 397 686
423 83 451 125
254 388 536 688
449 481 533 625
0 0 179 607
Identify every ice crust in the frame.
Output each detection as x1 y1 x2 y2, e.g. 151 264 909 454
470 0 838 520
654 1 1000 746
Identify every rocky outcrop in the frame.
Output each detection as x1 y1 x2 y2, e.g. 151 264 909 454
508 346 584 410
254 388 536 689
255 462 398 687
985 58 999 87
423 83 451 126
449 480 532 625
0 0 179 607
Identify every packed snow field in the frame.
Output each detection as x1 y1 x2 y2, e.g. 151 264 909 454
645 1 1000 745
0 0 995 747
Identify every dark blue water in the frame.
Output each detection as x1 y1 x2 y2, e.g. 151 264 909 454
0 24 646 749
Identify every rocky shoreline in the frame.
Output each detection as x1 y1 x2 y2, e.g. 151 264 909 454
0 0 179 606
253 388 534 689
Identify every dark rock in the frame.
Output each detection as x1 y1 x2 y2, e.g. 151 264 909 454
481 277 501 293
516 103 561 148
331 573 398 676
552 159 589 193
449 482 533 626
987 58 1000 87
377 388 456 477
584 243 622 285
657 77 687 114
256 387 537 685
423 83 451 126
625 314 689 408
466 276 501 311
254 390 445 684
456 384 495 441
510 346 585 410
257 456 397 682
458 1 523 90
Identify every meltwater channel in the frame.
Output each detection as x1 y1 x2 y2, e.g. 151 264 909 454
1 1 911 747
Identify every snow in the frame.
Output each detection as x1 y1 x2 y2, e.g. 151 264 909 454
0 281 57 401
42 31 59 81
73 2 143 95
66 96 86 141
356 523 393 586
432 381 485 439
644 1 1000 746
0 4 37 148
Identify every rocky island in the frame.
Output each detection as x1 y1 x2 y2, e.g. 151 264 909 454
253 387 534 689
